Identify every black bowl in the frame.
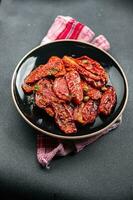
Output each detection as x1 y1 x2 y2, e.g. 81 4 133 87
11 40 128 140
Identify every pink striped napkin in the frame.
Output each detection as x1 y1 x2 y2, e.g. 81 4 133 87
37 15 122 168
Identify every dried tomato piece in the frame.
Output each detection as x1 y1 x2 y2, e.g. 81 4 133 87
62 56 107 88
99 86 117 115
76 56 93 70
24 64 47 84
62 56 79 71
81 80 102 100
24 56 66 84
67 63 105 89
63 56 102 81
87 86 102 100
78 65 102 81
65 70 83 104
22 81 44 94
52 102 77 134
74 100 99 124
47 56 66 77
35 91 54 117
82 100 98 124
22 83 35 93
35 79 61 109
53 77 70 101
75 56 108 88
76 55 108 83
84 76 105 89
74 100 98 125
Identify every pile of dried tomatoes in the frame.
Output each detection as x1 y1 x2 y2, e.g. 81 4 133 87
22 55 116 134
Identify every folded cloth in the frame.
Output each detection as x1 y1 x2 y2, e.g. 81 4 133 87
41 16 110 51
37 15 122 168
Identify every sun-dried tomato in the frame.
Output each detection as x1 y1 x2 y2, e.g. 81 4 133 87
62 56 79 71
63 56 108 89
53 77 70 101
24 56 66 84
65 70 83 104
84 76 105 89
99 86 117 115
74 100 98 125
87 86 102 100
63 56 101 82
22 83 35 93
76 56 108 82
24 64 47 84
76 56 108 87
81 80 102 100
52 102 77 134
82 100 98 123
47 56 66 77
35 79 61 110
78 65 101 81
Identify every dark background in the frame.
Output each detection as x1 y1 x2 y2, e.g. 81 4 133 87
0 0 133 199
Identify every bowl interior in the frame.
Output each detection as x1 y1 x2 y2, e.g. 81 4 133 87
12 40 127 139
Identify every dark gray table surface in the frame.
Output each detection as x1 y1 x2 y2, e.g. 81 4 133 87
0 0 133 199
